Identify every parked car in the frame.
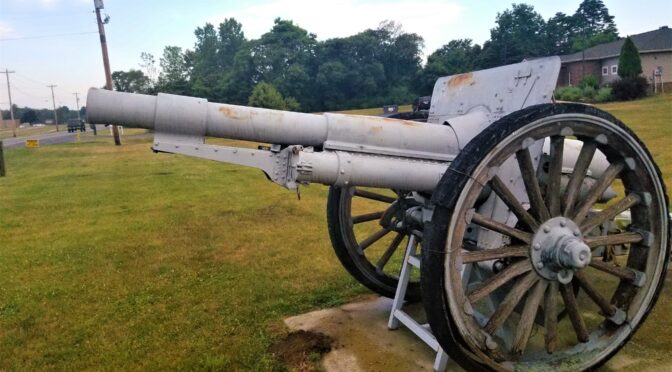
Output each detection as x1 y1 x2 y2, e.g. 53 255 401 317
67 119 86 133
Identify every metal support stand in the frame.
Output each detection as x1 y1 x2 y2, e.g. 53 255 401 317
388 234 449 372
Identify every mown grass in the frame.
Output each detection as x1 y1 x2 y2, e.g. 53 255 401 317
0 137 366 370
0 125 56 140
0 94 670 370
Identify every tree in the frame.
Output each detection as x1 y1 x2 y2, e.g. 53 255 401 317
545 12 575 55
218 18 245 69
249 18 317 109
416 39 481 94
570 0 618 51
617 37 642 78
139 52 157 83
248 81 298 110
112 69 151 93
20 109 38 124
573 0 617 37
55 106 70 124
480 4 547 68
156 46 191 95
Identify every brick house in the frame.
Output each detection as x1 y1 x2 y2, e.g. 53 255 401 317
557 26 672 90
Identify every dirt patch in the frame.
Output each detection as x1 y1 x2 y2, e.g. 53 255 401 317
270 330 334 371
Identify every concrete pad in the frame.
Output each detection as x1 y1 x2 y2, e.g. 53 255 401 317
284 292 672 371
284 295 464 372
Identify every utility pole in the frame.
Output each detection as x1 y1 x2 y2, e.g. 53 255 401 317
73 92 81 120
94 0 121 145
1 68 16 138
47 84 59 132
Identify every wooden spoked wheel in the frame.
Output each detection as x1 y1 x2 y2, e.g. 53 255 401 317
327 186 422 301
422 104 670 371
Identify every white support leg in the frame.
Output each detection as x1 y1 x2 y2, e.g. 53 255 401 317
387 233 450 371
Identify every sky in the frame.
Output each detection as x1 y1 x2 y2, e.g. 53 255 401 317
0 0 670 109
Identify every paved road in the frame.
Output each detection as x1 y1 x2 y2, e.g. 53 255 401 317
1 126 110 149
1 130 79 149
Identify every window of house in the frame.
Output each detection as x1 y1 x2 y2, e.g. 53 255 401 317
611 65 618 75
602 66 608 76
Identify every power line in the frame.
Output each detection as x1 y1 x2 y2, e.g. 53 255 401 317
14 73 48 87
0 31 98 42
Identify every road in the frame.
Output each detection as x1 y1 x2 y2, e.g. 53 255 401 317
1 126 106 149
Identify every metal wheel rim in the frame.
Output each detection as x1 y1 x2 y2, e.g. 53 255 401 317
442 113 669 370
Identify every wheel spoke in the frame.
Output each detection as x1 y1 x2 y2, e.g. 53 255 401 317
512 280 548 354
544 281 559 353
484 272 538 334
546 136 565 216
468 260 532 303
471 212 532 244
358 228 391 253
580 193 641 233
589 260 637 281
461 245 528 263
573 162 625 225
584 232 642 248
516 147 551 221
559 283 589 342
574 271 616 317
563 141 597 216
489 175 539 231
352 210 385 224
375 233 405 274
353 188 396 203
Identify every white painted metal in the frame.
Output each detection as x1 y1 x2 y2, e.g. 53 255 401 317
85 58 572 193
387 235 449 372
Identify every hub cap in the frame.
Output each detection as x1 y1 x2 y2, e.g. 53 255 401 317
530 217 591 284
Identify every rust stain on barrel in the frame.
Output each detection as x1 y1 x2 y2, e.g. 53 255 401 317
219 106 244 120
447 72 474 87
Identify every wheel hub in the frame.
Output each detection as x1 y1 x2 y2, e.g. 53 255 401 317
531 216 591 284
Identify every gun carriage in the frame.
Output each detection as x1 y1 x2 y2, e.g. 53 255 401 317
87 57 670 371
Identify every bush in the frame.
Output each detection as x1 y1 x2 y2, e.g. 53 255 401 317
578 75 599 90
611 76 648 101
555 86 583 102
595 87 613 102
582 86 597 100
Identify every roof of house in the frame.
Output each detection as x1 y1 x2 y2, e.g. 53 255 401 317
561 26 672 63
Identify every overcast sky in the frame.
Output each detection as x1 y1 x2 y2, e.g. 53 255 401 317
0 0 670 109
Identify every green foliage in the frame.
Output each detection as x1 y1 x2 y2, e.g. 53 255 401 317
571 31 618 52
582 86 597 100
573 0 618 36
555 83 613 102
595 87 613 102
20 109 38 124
111 69 151 93
578 75 599 90
480 4 547 67
555 86 583 101
416 39 481 94
618 37 642 78
248 81 298 110
156 46 191 95
137 1 622 111
611 76 648 101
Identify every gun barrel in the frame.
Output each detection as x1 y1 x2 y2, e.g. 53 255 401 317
87 88 464 162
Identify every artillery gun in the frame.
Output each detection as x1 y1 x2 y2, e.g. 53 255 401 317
87 57 670 371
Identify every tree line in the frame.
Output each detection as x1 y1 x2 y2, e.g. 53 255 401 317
1 105 84 125
2 0 620 122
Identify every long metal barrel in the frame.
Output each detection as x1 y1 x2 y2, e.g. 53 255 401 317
87 88 463 161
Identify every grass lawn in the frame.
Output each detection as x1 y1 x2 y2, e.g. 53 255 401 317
0 94 670 370
0 125 57 140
